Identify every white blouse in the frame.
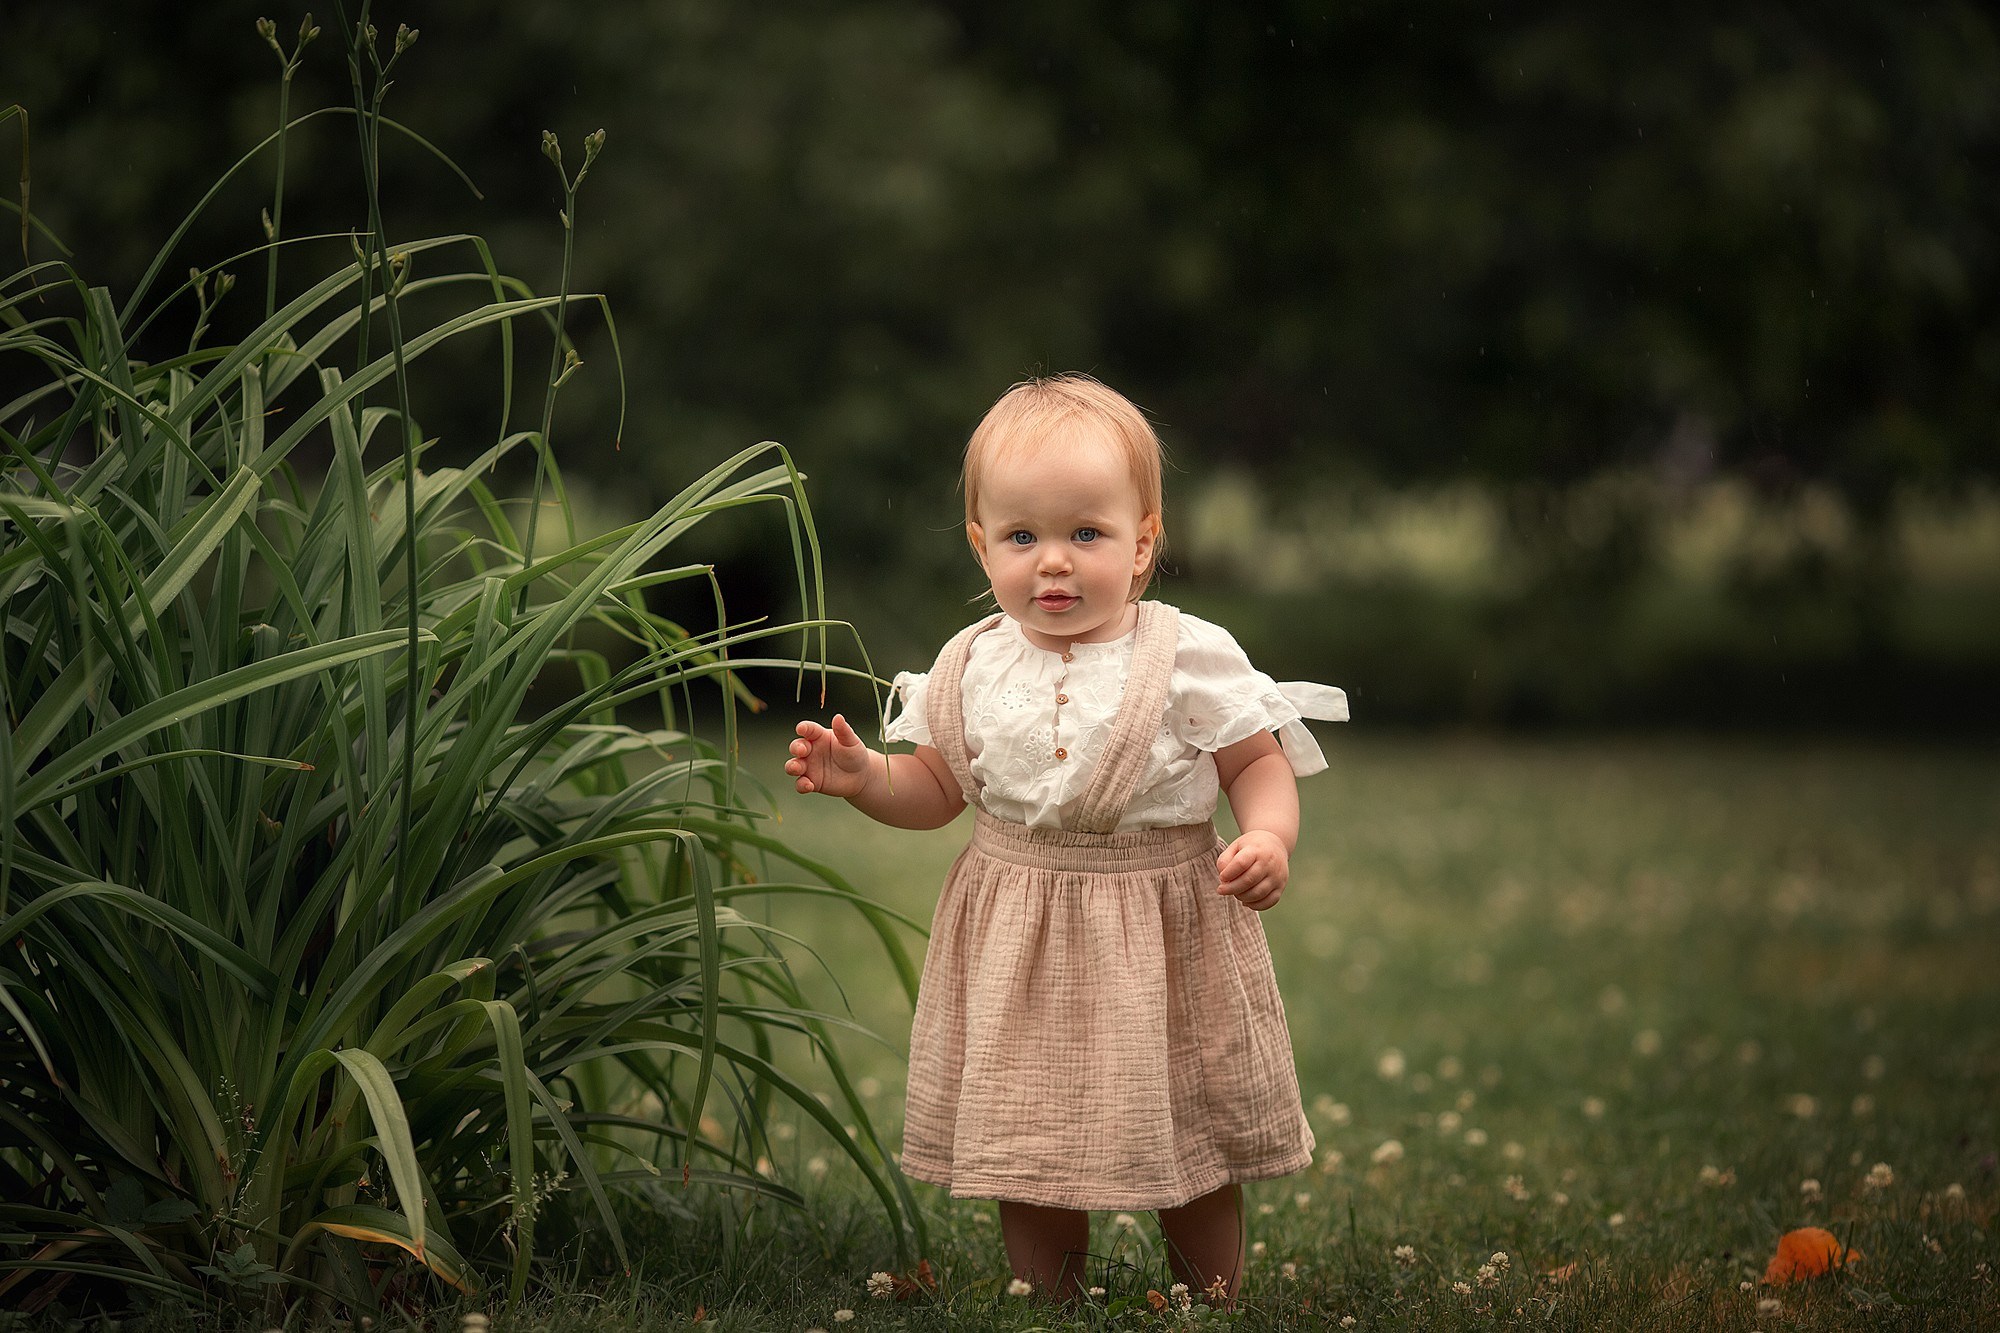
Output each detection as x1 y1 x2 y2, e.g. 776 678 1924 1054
881 611 1348 832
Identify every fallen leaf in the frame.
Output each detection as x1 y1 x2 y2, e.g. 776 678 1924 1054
1763 1227 1862 1285
891 1259 939 1300
1147 1289 1168 1312
1543 1261 1579 1283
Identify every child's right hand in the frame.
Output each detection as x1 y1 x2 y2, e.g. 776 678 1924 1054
786 713 875 799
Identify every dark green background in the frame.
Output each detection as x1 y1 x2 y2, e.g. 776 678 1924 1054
9 2 1997 728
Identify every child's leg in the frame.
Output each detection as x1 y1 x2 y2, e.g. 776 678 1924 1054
1157 1182 1245 1306
997 1201 1089 1300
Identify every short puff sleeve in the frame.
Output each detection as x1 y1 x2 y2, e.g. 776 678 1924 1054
1167 615 1348 776
879 670 934 747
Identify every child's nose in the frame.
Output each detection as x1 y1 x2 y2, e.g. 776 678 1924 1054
1038 543 1071 572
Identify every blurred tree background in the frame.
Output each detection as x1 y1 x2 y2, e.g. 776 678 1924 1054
9 0 1997 729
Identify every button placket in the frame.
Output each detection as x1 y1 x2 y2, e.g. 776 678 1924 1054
1051 651 1074 761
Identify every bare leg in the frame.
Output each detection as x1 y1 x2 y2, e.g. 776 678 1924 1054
997 1201 1090 1301
1157 1182 1245 1307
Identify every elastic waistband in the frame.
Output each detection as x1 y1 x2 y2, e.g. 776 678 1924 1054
969 809 1219 872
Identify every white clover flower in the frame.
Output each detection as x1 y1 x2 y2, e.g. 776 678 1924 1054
1258 1201 1276 1215
1945 1182 1967 1201
856 1076 881 1098
1800 1178 1824 1203
1088 1286 1106 1298
1852 1094 1876 1117
1785 1093 1818 1118
1251 1240 1266 1256
1319 1148 1345 1173
833 1311 855 1324
1550 1191 1569 1207
1456 1089 1477 1111
1862 1054 1886 1080
1437 1055 1463 1080
807 1155 829 1177
1608 1212 1626 1228
1170 1281 1193 1310
1341 1317 1358 1329
1488 1251 1510 1272
1865 1162 1895 1191
1279 1263 1298 1281
1372 1139 1405 1165
1633 1028 1662 1057
1393 1244 1417 1267
1503 1175 1531 1202
1463 1128 1489 1147
1757 1297 1780 1316
1377 1048 1407 1080
1739 1279 1755 1292
1581 1096 1606 1119
1295 1191 1313 1210
1502 1140 1525 1161
1698 1164 1736 1188
1452 1280 1473 1296
773 1121 797 1141
1437 1111 1463 1135
866 1271 895 1300
1475 1263 1499 1289
1005 1278 1032 1297
1113 1212 1138 1230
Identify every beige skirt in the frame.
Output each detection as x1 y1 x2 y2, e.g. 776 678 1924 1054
898 811 1316 1211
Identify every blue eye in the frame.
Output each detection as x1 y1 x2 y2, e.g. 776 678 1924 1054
1008 530 1035 546
1073 527 1099 543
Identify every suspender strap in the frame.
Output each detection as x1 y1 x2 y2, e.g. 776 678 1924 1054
923 612 1003 806
1069 601 1181 834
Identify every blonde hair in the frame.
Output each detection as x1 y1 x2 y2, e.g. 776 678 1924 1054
961 373 1167 598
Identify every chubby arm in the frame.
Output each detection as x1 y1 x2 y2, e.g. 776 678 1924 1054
1213 729 1299 911
786 713 966 830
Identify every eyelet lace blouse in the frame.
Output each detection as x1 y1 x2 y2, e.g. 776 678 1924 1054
882 609 1348 832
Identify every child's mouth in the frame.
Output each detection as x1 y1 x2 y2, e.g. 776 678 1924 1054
1034 593 1078 612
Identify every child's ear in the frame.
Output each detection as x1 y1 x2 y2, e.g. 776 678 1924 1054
965 521 989 571
1132 513 1161 574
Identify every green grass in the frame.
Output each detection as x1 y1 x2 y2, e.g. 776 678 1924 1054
71 733 2000 1331
527 733 1997 1332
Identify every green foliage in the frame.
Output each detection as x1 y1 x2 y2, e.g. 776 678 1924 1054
0 14 918 1320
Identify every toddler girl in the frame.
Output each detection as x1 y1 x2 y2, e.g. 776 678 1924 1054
785 374 1346 1305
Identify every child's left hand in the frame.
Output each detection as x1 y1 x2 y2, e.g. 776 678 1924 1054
1218 830 1289 910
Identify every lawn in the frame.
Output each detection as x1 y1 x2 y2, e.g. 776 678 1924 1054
98 733 1998 1332
556 732 1995 1332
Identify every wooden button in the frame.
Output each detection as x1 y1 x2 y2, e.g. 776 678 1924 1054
1054 747 1068 760
1061 651 1074 663
1056 692 1069 704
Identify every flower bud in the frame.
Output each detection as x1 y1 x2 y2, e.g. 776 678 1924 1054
256 17 280 51
583 128 606 166
394 23 417 55
541 130 562 169
300 13 319 45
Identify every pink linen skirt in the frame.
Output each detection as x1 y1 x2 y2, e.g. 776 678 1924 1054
897 810 1316 1211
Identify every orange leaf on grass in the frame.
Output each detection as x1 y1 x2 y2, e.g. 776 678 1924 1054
1146 1289 1169 1312
1763 1227 1862 1285
891 1259 939 1300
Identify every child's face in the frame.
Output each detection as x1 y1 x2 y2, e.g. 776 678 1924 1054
966 430 1159 653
